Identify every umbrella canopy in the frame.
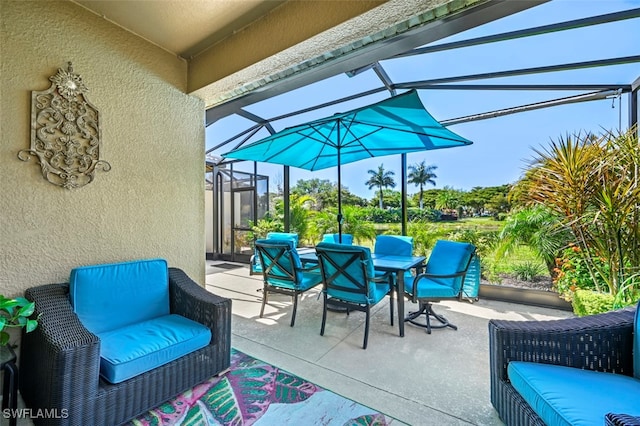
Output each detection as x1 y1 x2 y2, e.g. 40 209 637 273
224 90 471 170
222 89 472 240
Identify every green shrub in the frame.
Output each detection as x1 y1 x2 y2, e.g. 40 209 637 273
511 262 544 281
248 216 283 243
405 221 443 257
572 289 615 316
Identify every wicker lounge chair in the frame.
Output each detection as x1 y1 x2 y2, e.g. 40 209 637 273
489 305 640 425
19 267 232 426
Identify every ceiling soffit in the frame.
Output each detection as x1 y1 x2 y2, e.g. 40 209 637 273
73 0 287 58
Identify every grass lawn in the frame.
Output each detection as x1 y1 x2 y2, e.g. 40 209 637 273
372 217 550 280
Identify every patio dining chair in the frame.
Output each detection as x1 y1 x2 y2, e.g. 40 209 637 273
315 242 393 349
404 240 476 334
255 238 322 327
250 232 299 275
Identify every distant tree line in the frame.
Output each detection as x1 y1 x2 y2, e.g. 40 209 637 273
291 178 511 218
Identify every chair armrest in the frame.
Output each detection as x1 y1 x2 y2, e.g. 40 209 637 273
20 283 101 409
249 253 261 275
606 413 640 426
414 270 467 281
168 267 232 347
299 263 320 273
370 271 392 284
489 307 636 385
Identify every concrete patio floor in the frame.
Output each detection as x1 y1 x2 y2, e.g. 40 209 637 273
205 261 573 426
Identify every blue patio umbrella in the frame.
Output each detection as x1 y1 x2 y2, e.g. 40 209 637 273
223 89 472 241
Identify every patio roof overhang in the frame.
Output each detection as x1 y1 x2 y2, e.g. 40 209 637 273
204 0 552 123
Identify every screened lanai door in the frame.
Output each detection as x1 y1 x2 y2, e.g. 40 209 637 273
213 167 268 263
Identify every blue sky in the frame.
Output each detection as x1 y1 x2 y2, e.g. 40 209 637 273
207 0 640 199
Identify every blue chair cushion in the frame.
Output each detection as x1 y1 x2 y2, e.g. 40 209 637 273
374 235 413 256
70 259 169 335
256 238 322 291
316 242 375 278
508 361 640 426
329 281 388 305
264 270 322 291
256 238 302 283
405 276 458 298
426 240 475 276
316 243 387 305
252 233 298 274
97 314 211 384
634 300 640 379
322 234 353 245
424 240 475 287
266 232 298 247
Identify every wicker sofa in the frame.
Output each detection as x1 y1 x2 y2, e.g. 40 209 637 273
19 266 231 426
489 305 640 426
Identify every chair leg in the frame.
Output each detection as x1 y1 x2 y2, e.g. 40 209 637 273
388 275 394 326
405 302 457 334
290 292 298 327
363 306 370 349
320 293 328 336
259 284 268 318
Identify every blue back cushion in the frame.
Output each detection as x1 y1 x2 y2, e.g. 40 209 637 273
317 242 374 278
316 242 378 304
374 235 413 256
70 259 169 335
322 234 354 245
266 232 299 247
426 240 475 289
634 300 640 379
256 238 302 284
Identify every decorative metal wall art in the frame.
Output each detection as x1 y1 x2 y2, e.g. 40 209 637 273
19 62 110 189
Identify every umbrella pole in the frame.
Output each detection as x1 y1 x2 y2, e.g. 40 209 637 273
337 147 343 244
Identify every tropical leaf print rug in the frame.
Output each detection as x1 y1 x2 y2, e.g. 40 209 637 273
129 349 394 425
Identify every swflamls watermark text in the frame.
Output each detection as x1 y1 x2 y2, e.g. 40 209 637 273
2 408 69 419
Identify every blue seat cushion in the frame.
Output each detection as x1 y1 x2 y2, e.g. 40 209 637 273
265 270 322 291
70 259 169 334
508 361 640 426
328 281 389 305
405 276 458 298
97 314 211 384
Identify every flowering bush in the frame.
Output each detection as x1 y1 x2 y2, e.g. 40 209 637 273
553 244 608 301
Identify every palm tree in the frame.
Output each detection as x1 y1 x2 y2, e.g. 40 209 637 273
408 161 437 209
495 205 572 278
366 164 396 209
435 187 459 211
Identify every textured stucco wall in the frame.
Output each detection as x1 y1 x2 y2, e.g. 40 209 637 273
0 1 206 297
